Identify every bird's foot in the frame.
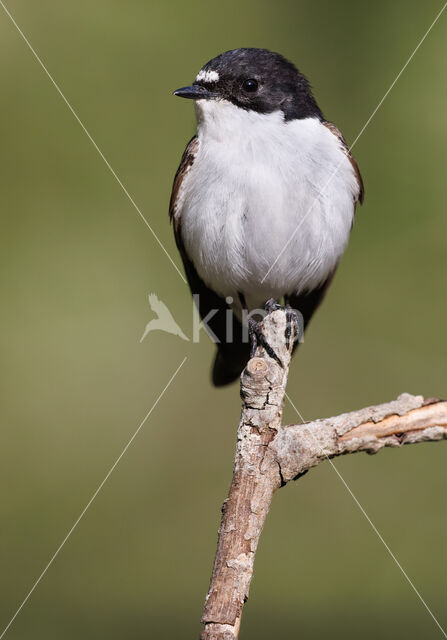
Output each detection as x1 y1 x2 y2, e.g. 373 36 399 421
248 315 283 367
263 298 302 353
264 298 283 315
284 304 302 352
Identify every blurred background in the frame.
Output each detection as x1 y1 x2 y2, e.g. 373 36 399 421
0 1 446 638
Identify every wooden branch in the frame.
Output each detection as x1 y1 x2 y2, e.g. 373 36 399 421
200 311 291 640
200 309 446 640
271 394 447 482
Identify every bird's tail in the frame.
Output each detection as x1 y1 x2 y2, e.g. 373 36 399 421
212 343 251 387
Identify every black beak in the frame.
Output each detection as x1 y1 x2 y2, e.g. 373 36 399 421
173 84 216 100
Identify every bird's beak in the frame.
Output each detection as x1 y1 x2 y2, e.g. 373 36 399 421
173 84 216 100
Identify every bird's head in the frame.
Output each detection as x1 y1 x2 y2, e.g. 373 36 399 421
173 48 323 126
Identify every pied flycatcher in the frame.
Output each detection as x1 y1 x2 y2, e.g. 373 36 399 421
170 48 364 386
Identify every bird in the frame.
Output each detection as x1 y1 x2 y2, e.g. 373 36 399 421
170 48 364 386
140 293 189 343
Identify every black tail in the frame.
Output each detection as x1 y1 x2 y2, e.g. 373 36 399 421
212 343 251 387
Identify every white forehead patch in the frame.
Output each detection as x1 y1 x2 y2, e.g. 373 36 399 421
196 69 219 83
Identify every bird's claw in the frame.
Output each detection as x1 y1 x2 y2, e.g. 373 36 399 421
264 298 284 315
260 299 302 356
248 316 283 367
285 304 302 352
246 299 302 366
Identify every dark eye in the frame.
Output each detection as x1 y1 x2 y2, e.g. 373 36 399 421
243 78 259 92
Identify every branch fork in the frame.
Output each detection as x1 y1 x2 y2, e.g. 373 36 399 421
200 310 447 640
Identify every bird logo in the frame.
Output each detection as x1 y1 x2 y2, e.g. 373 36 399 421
140 293 189 343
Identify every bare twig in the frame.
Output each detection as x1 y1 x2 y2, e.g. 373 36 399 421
272 395 447 482
200 309 446 640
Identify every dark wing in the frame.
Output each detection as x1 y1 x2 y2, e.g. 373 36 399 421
322 121 364 206
170 137 250 386
169 135 199 228
286 267 337 352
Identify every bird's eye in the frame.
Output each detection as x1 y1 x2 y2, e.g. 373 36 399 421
243 78 259 93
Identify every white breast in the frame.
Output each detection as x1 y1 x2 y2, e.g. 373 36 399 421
179 99 359 310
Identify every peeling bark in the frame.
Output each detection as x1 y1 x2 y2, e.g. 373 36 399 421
200 310 446 640
271 394 447 482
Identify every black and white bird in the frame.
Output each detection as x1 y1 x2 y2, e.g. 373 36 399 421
170 48 364 386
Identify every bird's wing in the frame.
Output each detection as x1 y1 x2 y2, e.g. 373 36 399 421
286 267 338 350
169 135 199 229
176 221 250 385
169 136 250 385
148 293 165 315
322 121 364 207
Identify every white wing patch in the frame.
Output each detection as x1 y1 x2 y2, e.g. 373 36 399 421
196 69 219 83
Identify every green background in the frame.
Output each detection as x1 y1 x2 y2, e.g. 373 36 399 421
0 1 446 638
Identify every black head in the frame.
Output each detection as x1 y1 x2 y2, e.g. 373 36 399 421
174 48 323 121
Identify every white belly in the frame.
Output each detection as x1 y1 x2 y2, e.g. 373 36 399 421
179 106 359 310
